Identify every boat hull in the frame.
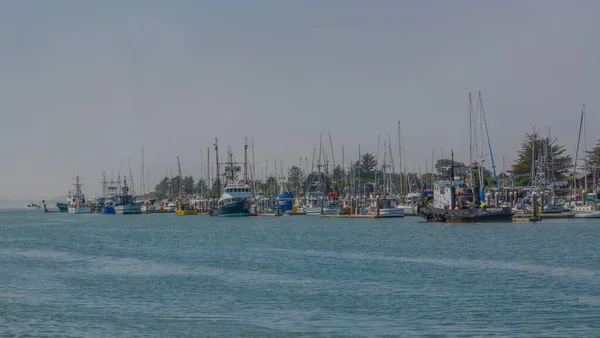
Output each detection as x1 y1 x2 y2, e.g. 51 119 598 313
176 209 198 215
56 202 68 212
212 200 249 217
398 205 416 216
418 205 513 222
304 207 338 216
572 210 600 218
279 200 294 213
114 204 142 215
100 205 116 214
373 208 405 218
68 206 91 214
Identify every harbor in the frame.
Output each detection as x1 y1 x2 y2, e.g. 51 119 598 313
34 101 599 223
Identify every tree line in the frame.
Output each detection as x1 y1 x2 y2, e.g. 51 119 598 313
147 133 599 199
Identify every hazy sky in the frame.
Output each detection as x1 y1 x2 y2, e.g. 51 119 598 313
1 0 598 200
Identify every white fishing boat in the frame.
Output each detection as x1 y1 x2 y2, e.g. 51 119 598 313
68 175 92 214
373 197 405 218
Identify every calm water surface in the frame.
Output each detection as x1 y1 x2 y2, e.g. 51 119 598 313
1 210 599 337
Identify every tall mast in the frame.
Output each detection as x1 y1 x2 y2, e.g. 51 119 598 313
398 121 403 197
141 146 145 199
469 93 473 185
531 126 536 188
573 106 584 196
177 156 184 198
382 141 387 197
477 93 484 192
214 138 221 197
207 147 210 197
251 138 256 194
244 137 249 184
328 131 336 169
128 158 135 197
583 104 588 192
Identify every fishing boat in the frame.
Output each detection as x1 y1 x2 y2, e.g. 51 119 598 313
67 175 92 214
210 139 251 217
99 173 116 214
114 178 141 215
277 192 295 213
303 191 338 215
212 183 252 216
369 196 405 217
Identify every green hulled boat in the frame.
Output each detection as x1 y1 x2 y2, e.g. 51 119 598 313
56 202 68 212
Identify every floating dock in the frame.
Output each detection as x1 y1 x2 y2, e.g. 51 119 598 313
318 214 393 219
539 213 574 219
513 215 542 222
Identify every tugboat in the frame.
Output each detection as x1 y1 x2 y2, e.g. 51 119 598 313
417 151 512 222
67 175 92 214
210 138 251 217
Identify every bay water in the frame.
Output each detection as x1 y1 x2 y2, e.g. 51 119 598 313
1 210 599 336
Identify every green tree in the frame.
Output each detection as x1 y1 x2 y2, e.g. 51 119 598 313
360 153 378 180
586 140 600 170
287 166 304 196
510 132 572 185
183 176 195 195
195 179 208 195
154 176 170 200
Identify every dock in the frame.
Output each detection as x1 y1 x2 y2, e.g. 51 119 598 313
319 214 392 219
513 215 542 222
539 213 574 219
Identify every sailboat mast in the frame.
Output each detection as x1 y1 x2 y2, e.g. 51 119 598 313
141 147 145 199
469 93 473 185
531 126 536 188
214 138 221 197
207 147 210 198
128 158 135 197
251 138 256 195
583 104 588 192
243 137 249 184
177 156 184 198
398 121 403 197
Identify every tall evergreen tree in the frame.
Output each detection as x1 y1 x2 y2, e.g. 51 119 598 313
510 132 572 185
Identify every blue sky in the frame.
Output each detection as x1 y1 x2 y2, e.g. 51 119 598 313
0 0 598 200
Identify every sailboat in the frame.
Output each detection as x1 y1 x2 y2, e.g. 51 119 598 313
571 105 600 218
395 121 417 215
